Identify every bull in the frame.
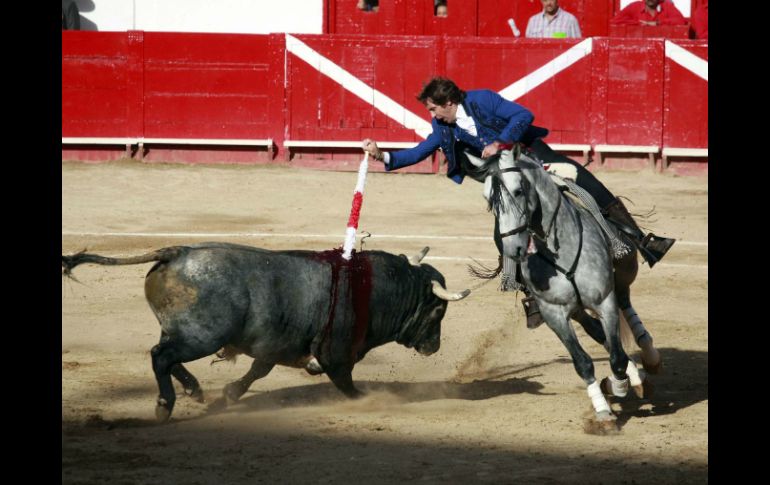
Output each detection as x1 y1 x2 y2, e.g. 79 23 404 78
62 242 470 422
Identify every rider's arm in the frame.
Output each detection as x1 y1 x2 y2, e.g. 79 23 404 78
369 121 442 171
482 90 534 144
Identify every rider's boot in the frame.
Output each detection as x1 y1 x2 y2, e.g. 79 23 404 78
603 198 676 268
500 255 544 329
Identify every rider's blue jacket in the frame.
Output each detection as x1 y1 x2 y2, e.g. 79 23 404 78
386 89 548 184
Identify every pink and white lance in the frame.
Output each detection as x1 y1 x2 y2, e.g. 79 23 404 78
341 153 369 260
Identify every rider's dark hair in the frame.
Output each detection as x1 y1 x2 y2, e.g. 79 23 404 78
417 77 466 106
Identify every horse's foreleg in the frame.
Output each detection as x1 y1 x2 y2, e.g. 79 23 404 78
573 309 607 345
541 303 614 424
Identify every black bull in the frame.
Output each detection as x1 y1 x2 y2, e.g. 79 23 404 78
62 242 469 422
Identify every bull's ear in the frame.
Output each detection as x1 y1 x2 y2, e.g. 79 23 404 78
431 281 470 301
465 151 485 168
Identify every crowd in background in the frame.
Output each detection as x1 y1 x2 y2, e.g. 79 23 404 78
65 0 708 40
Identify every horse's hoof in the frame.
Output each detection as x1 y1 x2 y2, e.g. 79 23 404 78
583 411 619 435
600 377 613 396
185 387 205 403
632 379 655 399
642 357 663 375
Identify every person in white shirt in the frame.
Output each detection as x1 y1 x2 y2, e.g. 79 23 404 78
525 0 582 38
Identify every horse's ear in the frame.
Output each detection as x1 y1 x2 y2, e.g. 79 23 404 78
466 151 485 168
513 143 522 161
483 175 493 201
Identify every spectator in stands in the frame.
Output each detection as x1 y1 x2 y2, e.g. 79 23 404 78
361 77 675 328
62 0 81 30
525 0 581 38
357 0 379 12
689 0 708 39
435 1 448 17
611 0 686 26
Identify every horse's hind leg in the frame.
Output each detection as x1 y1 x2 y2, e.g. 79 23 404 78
616 281 662 375
171 364 204 402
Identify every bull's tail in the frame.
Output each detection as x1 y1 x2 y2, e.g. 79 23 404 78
61 246 187 278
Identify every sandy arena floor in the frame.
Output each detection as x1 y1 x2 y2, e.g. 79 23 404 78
62 160 707 484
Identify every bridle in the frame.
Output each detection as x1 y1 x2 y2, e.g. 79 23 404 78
495 165 561 243
494 160 584 307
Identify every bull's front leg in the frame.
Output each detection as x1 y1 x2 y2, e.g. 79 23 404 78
326 365 364 399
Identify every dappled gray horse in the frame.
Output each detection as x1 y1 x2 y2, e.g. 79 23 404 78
466 148 662 430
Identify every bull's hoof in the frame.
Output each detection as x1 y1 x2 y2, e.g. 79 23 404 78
305 357 324 375
206 397 227 413
632 379 655 400
155 398 172 423
223 382 245 405
583 411 619 435
185 387 205 403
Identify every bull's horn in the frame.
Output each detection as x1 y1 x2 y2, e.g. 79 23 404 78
432 280 471 301
408 246 430 266
465 151 486 168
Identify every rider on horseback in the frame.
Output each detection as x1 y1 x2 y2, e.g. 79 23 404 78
361 77 675 329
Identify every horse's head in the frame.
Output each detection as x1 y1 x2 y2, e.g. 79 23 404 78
467 148 539 262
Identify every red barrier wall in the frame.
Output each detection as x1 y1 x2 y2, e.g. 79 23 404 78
663 40 707 149
442 37 591 144
589 38 665 146
142 32 279 139
62 31 708 170
62 32 134 137
285 34 437 172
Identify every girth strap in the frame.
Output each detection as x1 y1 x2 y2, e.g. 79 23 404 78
534 207 585 308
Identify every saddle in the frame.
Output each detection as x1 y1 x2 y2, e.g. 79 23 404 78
544 171 633 260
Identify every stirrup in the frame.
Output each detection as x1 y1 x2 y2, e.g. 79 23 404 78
521 296 544 329
639 234 676 268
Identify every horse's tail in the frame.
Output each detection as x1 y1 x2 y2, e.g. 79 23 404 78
618 310 636 353
62 247 187 278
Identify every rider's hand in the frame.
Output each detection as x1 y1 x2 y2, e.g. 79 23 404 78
362 138 384 162
481 141 501 158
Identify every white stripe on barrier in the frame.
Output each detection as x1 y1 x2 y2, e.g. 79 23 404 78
498 38 593 101
665 41 708 82
285 34 433 139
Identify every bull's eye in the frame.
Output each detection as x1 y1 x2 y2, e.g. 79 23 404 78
513 189 523 197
